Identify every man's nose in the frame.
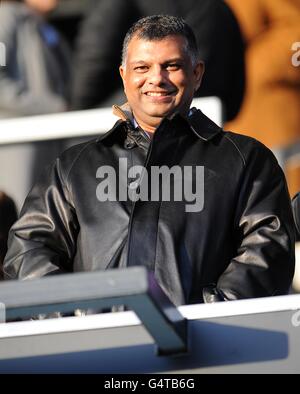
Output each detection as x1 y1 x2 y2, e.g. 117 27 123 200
147 65 167 85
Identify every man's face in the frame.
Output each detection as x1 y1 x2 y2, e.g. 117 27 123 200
120 35 204 132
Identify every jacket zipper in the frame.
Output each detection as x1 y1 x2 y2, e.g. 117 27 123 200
126 121 164 267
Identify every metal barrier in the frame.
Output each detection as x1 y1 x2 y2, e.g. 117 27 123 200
0 267 187 356
0 268 299 373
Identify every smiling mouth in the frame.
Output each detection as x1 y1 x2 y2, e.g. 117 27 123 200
144 91 176 97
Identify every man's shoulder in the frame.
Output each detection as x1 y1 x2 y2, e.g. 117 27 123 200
56 121 124 175
222 130 278 167
59 138 99 165
54 138 97 174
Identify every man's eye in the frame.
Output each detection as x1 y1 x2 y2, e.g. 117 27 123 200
134 66 148 72
166 64 181 71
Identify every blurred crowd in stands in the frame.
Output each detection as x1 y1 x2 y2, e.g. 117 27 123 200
0 0 300 292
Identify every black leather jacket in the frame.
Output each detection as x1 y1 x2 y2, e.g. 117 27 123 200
4 108 295 305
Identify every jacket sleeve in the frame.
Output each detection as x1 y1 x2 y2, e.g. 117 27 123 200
211 141 295 301
0 5 67 116
291 192 300 242
3 158 79 280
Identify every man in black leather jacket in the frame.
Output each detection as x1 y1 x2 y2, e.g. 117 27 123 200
4 15 295 306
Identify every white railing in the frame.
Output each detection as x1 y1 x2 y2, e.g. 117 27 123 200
0 97 222 145
0 293 299 373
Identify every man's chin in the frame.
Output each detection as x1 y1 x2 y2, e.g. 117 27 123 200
145 106 177 119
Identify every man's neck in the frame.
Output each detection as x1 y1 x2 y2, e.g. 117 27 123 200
132 109 192 134
133 118 154 138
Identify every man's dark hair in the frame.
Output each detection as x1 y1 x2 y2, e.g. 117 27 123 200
121 15 200 67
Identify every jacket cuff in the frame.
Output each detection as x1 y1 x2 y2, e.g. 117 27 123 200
203 285 226 303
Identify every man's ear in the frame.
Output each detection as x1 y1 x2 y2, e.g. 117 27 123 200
119 65 126 89
194 61 205 91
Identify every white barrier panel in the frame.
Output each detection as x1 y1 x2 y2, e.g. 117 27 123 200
0 97 222 145
0 294 299 373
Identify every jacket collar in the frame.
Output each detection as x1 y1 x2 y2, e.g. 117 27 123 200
186 107 222 141
97 102 222 143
